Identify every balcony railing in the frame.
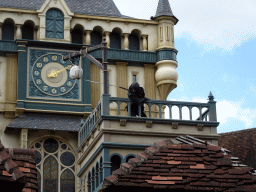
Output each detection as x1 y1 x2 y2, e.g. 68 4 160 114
78 93 218 147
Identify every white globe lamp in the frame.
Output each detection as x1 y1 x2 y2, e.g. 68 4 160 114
69 65 83 80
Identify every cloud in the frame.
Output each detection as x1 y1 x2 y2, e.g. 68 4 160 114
172 0 256 51
165 98 256 133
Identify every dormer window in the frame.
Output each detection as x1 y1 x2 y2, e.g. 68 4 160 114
46 8 64 39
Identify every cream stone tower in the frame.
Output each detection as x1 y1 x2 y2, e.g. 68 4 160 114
154 0 179 100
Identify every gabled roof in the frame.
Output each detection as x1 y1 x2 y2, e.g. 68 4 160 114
6 113 82 132
219 128 256 169
0 0 127 18
102 136 256 191
0 140 37 191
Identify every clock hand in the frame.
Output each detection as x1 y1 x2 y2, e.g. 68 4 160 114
47 67 69 78
47 70 58 78
55 67 68 75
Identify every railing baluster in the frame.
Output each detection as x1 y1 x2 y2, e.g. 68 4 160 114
189 106 192 120
169 105 172 119
159 104 162 119
179 105 182 120
199 106 202 121
138 104 142 117
117 101 121 116
148 103 152 118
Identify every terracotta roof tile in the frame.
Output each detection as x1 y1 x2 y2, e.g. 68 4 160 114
0 140 37 191
103 136 256 191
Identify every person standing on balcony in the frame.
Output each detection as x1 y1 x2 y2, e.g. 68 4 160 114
127 82 148 117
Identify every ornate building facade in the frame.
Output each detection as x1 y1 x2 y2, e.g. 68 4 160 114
0 0 219 191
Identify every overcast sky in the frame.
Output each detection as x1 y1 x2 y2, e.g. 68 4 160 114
114 0 256 133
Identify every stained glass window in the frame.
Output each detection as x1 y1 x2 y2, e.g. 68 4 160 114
60 152 75 166
32 138 75 192
44 138 59 153
35 151 42 165
43 156 58 192
60 169 75 192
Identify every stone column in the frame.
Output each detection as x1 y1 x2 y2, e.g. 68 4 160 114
0 22 2 40
34 26 39 40
5 54 18 118
20 128 28 148
123 33 129 50
142 35 148 51
104 31 111 48
15 24 22 40
85 30 92 45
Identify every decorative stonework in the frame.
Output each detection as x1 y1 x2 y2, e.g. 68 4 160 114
172 122 178 129
197 124 204 131
146 121 153 128
120 119 127 126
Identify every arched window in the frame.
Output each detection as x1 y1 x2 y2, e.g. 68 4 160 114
31 138 76 192
91 31 102 45
129 33 140 51
110 31 121 49
22 20 34 40
111 155 121 173
95 163 99 187
99 157 103 183
46 8 64 39
92 168 95 191
126 155 135 163
2 19 14 40
71 25 83 44
87 172 91 192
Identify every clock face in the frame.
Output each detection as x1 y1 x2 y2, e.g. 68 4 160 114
27 48 82 101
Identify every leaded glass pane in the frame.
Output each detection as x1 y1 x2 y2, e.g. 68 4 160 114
43 156 58 192
44 138 59 153
35 150 42 165
60 169 75 192
60 152 75 166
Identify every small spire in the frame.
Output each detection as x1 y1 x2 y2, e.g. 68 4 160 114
208 91 214 101
154 0 178 24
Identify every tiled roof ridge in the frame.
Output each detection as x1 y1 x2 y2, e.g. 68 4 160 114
0 140 25 182
103 136 256 191
103 139 173 187
219 127 256 135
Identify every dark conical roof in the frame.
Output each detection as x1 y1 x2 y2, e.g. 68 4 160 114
155 0 174 17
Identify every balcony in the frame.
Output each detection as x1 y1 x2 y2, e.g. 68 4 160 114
78 93 218 149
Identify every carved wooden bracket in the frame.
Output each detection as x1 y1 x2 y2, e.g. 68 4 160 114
120 119 127 126
197 124 204 131
146 121 153 128
172 122 178 129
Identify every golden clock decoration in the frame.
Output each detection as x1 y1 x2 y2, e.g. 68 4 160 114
31 53 77 96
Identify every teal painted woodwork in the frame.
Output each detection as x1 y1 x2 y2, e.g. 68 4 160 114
91 48 157 63
0 40 17 52
17 41 28 101
157 49 177 62
46 9 64 39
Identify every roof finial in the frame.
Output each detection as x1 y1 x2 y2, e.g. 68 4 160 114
208 91 214 101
